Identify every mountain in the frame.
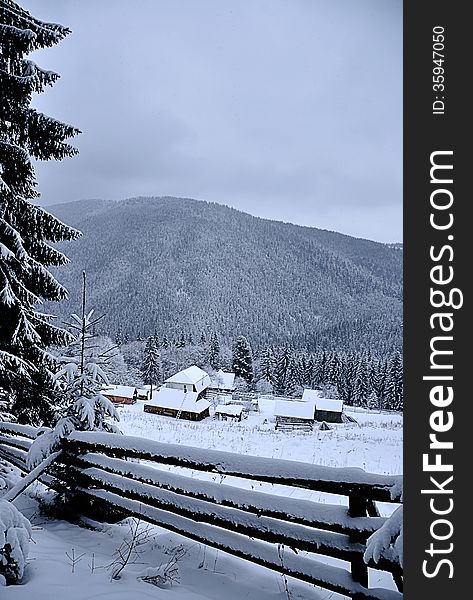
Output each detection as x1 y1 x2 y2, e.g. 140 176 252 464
47 196 402 356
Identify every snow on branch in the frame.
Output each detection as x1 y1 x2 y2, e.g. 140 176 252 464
364 505 403 568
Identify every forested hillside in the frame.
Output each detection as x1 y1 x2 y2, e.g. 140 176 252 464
49 196 402 356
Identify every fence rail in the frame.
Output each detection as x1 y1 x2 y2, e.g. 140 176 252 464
0 422 402 599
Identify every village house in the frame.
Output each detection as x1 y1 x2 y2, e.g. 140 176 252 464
144 387 211 420
164 365 211 396
274 400 315 431
301 389 344 423
143 365 212 420
102 385 138 405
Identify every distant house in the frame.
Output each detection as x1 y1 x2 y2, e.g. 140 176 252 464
144 387 211 421
143 365 213 420
164 366 212 397
301 389 343 423
102 385 137 405
214 404 243 422
207 370 236 398
315 397 343 423
274 400 315 431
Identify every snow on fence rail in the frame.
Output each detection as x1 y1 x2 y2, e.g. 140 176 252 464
0 422 403 599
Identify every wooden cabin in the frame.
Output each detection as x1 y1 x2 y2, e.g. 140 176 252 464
102 385 137 405
315 397 343 423
274 400 315 432
144 387 211 421
214 403 243 422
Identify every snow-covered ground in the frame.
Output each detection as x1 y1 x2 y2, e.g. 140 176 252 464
5 490 332 600
2 403 402 598
117 400 403 475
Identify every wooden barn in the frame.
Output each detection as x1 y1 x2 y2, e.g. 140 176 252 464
214 404 243 422
144 387 211 421
274 400 315 432
102 385 137 405
315 397 343 423
207 370 236 399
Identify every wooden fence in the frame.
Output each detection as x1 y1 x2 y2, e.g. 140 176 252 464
0 422 402 599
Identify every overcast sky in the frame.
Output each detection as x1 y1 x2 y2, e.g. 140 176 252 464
23 0 402 242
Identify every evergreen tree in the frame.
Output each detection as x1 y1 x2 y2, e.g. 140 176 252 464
208 331 220 369
386 351 403 411
161 335 170 349
371 358 387 408
259 345 274 387
354 357 370 407
326 352 341 386
314 351 327 387
141 336 161 398
285 357 300 397
232 335 254 387
304 355 315 388
28 272 120 468
0 1 80 416
337 353 356 405
8 364 60 426
273 347 291 396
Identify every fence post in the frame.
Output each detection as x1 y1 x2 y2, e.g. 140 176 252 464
348 494 369 588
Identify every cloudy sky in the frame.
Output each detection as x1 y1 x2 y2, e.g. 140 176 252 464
23 0 402 242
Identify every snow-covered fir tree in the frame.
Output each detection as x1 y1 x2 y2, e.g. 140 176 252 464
141 336 161 397
8 364 60 425
232 335 254 388
259 345 275 388
28 273 120 468
386 351 403 411
208 331 220 369
0 1 80 421
273 347 291 396
285 357 300 397
354 357 370 407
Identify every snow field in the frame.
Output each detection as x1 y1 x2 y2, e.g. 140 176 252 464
2 404 402 599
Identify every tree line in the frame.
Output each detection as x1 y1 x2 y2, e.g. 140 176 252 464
138 332 403 412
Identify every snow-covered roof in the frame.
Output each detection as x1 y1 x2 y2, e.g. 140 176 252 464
165 366 212 391
274 400 315 420
301 389 318 404
215 404 243 416
102 385 137 398
211 370 236 390
147 387 211 414
316 397 343 413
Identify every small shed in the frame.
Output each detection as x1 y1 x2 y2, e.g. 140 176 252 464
214 404 243 422
102 385 137 405
274 400 315 432
144 387 210 421
136 387 151 401
315 397 343 423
